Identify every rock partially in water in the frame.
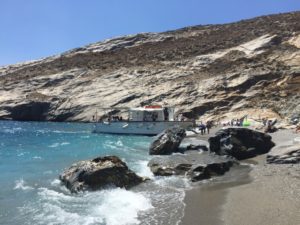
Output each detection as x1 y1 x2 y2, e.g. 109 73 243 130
209 128 275 160
59 156 146 193
149 127 186 155
148 151 235 182
267 144 300 164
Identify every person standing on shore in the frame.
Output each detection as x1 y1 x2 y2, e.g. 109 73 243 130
199 122 206 135
206 121 212 134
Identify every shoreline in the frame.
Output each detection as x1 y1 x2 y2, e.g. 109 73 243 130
180 128 300 225
180 164 252 225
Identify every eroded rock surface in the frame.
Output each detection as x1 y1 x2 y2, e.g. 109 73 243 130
209 128 275 160
59 156 146 193
0 12 300 122
148 151 235 182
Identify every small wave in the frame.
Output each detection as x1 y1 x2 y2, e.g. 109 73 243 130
48 143 59 148
33 156 42 160
80 135 90 139
33 203 102 225
48 142 70 148
103 140 137 153
14 179 34 191
3 127 23 134
154 176 192 190
138 187 186 225
134 160 154 179
52 130 90 134
38 187 73 202
61 142 70 146
50 179 61 186
103 141 119 150
116 140 123 147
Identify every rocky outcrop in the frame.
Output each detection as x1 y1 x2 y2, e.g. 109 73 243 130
148 151 235 182
267 144 300 164
209 128 275 160
0 12 300 122
149 127 186 155
59 156 146 193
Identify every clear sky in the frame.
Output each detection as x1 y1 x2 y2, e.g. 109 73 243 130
0 0 300 66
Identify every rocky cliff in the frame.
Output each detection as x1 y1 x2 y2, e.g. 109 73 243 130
0 11 300 122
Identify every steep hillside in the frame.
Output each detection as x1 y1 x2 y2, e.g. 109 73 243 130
0 11 300 122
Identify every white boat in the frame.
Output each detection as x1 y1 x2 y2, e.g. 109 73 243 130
92 106 194 135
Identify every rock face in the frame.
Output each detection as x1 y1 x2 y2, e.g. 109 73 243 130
59 156 145 193
148 151 235 182
267 144 300 164
0 12 300 122
149 127 186 155
209 128 275 160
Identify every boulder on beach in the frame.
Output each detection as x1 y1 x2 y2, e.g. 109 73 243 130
149 127 186 155
148 151 235 182
59 156 146 193
267 144 300 164
209 128 275 160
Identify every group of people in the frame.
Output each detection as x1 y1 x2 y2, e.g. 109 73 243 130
222 118 246 127
197 121 213 135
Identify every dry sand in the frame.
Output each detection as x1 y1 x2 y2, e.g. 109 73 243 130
180 128 300 225
222 163 300 225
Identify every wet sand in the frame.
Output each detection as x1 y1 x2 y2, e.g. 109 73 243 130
180 128 300 225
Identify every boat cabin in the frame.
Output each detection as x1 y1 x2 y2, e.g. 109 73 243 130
129 106 175 122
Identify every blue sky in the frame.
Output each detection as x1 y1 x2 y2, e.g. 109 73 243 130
0 0 299 66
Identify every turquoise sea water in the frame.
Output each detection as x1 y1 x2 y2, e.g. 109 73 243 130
0 121 189 225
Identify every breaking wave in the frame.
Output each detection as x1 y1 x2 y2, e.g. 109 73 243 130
19 186 152 225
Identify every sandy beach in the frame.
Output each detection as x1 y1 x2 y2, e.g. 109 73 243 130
180 128 300 225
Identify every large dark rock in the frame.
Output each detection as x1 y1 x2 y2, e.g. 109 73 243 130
149 127 186 155
209 128 275 160
148 151 235 182
59 156 146 193
267 144 300 164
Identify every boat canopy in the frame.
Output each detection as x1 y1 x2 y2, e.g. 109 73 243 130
129 106 175 122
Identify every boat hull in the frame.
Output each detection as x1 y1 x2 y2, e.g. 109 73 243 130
92 121 194 135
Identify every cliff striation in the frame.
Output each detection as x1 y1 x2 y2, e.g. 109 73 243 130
0 11 300 122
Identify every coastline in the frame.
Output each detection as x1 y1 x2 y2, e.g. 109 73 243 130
180 164 252 225
180 128 300 225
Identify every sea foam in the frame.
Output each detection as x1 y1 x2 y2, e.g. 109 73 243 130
20 187 152 225
14 179 34 191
